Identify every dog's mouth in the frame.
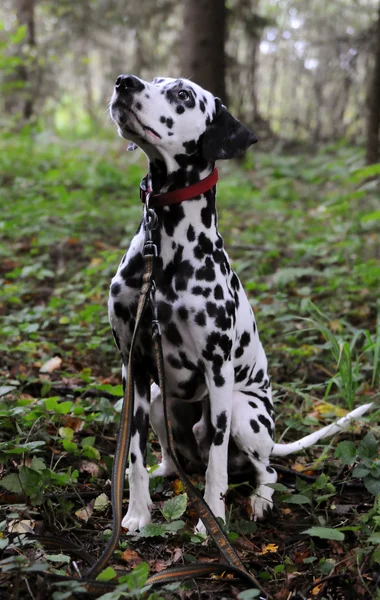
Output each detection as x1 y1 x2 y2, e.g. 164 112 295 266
111 98 162 141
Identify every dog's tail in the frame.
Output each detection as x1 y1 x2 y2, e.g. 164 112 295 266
271 402 373 457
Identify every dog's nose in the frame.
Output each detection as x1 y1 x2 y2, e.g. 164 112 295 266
115 74 144 92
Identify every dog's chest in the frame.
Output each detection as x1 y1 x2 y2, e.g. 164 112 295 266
108 214 258 397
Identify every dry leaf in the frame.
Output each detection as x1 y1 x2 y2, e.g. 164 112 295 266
8 519 35 534
121 549 142 567
79 460 102 477
311 584 323 595
75 499 94 522
40 356 62 374
259 543 278 555
94 493 110 511
172 479 184 495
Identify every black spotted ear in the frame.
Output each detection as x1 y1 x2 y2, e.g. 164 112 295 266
201 100 257 160
127 141 138 151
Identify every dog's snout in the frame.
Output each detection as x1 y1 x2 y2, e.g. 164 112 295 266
115 74 144 93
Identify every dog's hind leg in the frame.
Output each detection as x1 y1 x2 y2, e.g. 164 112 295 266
149 383 177 477
231 390 277 519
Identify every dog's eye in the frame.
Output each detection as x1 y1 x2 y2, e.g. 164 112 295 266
178 90 190 101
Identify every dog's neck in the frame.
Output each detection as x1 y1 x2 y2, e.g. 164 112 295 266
146 146 214 195
145 150 220 258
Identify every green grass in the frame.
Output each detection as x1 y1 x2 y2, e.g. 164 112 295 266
0 131 379 598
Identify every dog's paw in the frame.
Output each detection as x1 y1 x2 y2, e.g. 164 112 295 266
149 460 176 478
250 489 273 521
121 505 152 532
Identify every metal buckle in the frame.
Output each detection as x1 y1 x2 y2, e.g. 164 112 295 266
144 240 157 256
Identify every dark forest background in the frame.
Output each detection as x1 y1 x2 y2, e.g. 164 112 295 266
1 0 380 161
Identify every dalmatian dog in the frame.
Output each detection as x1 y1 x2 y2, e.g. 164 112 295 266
109 75 372 534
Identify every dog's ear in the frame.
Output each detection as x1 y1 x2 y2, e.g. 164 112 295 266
127 141 138 151
201 99 257 160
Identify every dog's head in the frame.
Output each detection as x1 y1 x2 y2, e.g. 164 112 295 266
110 75 257 161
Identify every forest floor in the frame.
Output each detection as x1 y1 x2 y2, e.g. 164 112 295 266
0 131 379 600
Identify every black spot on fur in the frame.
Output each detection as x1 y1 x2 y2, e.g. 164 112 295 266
250 419 260 433
165 322 183 346
177 306 189 321
130 453 136 463
157 301 173 323
187 224 195 242
168 354 182 369
214 284 224 300
176 105 185 114
196 257 215 281
258 414 273 436
195 311 206 327
111 282 121 296
214 374 225 387
199 99 206 112
248 401 258 410
166 117 173 128
183 140 197 153
216 411 227 432
253 369 264 383
113 301 130 323
120 253 144 287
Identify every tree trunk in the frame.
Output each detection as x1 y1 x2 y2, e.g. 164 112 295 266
181 0 227 102
366 2 380 164
5 0 36 120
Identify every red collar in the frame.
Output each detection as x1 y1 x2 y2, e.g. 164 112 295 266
140 167 218 208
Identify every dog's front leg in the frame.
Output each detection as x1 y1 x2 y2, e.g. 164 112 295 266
196 362 234 534
121 364 152 532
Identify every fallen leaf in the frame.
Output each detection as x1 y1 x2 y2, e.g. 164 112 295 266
40 356 62 374
94 493 110 511
121 549 142 567
314 402 346 417
75 499 94 522
311 584 323 595
79 460 102 477
259 543 278 555
8 519 35 534
172 479 184 495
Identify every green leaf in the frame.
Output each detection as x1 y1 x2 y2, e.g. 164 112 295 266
267 483 289 492
162 519 185 532
55 401 73 415
30 457 46 472
43 397 60 411
81 436 96 448
161 493 188 521
238 589 260 599
0 473 22 493
368 534 380 544
139 523 167 538
358 433 379 462
95 566 117 581
364 476 380 496
94 384 123 396
59 427 74 440
352 465 370 478
303 527 345 541
334 441 357 465
284 494 312 505
62 439 78 453
44 553 71 563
